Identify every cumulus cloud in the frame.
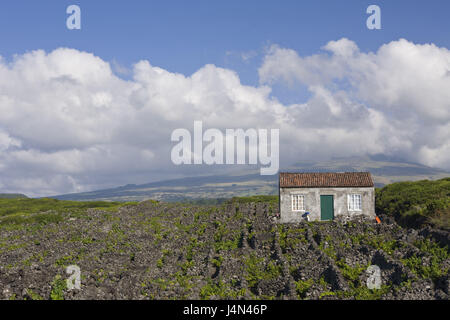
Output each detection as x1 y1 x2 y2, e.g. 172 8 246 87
259 38 450 169
0 39 449 196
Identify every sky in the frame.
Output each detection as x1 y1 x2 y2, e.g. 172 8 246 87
0 1 449 196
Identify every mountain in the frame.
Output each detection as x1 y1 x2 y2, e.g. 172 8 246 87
287 156 450 187
51 156 449 202
0 193 28 199
53 173 277 202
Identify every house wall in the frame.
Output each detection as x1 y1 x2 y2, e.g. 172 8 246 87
279 187 375 223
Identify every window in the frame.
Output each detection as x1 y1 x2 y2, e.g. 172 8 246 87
292 194 305 211
348 194 362 211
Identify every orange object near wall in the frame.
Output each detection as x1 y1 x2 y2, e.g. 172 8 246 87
375 216 381 224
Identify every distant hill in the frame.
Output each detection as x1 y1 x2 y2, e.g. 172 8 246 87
53 173 277 202
287 156 450 188
0 193 28 199
51 156 449 202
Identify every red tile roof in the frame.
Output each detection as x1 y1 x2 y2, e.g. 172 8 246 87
279 172 374 188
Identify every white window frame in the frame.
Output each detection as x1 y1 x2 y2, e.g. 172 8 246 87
291 194 305 212
348 194 362 211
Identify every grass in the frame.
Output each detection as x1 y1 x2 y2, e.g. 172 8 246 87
0 198 126 217
0 198 137 227
0 211 64 226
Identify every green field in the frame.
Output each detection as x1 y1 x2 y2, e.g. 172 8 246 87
0 198 135 226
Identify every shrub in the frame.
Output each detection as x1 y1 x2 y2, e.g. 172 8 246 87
375 178 450 229
295 279 314 298
50 275 67 300
244 254 281 289
200 279 246 299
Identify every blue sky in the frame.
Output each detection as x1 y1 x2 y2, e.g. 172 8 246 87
1 0 449 87
0 1 449 195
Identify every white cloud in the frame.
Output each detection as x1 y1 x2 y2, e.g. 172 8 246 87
259 38 450 169
0 39 449 196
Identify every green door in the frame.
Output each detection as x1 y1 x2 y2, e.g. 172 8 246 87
320 195 334 221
